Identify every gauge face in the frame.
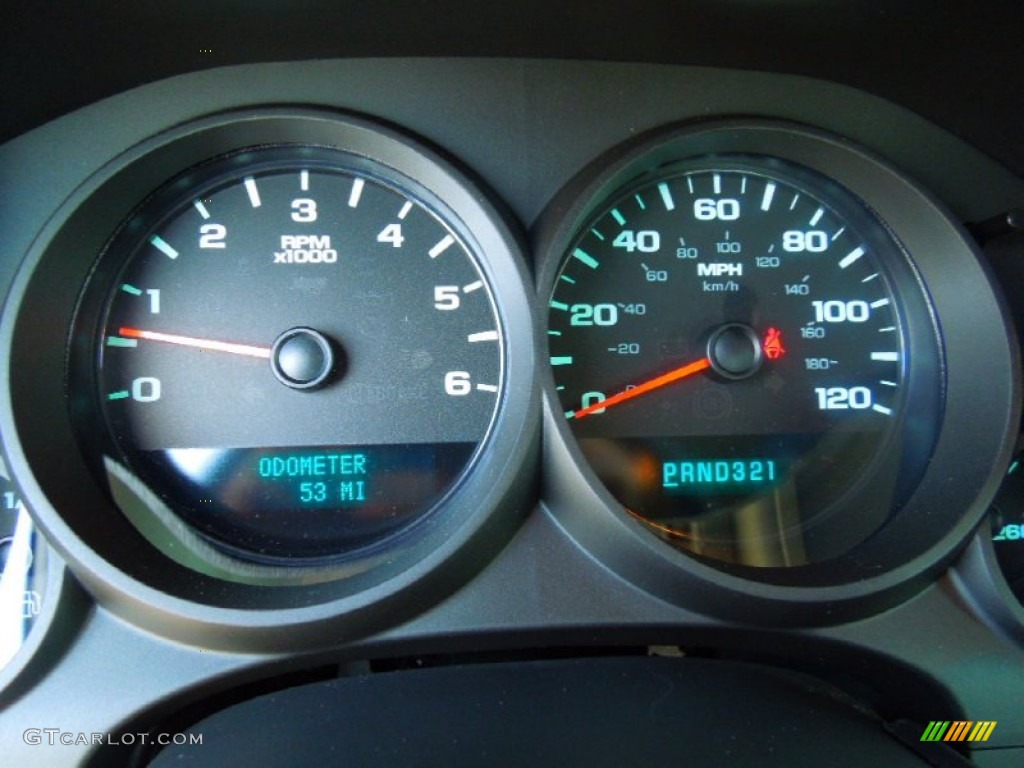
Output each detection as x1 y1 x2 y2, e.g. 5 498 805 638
548 157 939 567
74 146 503 563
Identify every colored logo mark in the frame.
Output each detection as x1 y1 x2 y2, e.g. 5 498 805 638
920 721 997 742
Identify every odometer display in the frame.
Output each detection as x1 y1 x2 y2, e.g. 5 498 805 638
549 157 938 567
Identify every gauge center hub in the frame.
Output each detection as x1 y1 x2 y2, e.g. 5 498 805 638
707 323 763 380
271 327 338 390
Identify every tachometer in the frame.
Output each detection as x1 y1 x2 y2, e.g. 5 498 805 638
2 109 537 637
71 146 504 565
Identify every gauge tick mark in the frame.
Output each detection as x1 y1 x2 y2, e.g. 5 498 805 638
659 183 675 211
573 249 599 269
348 178 364 208
838 247 864 269
149 236 178 260
429 234 455 258
243 177 261 208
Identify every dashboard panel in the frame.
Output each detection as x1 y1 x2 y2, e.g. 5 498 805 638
1 5 1024 767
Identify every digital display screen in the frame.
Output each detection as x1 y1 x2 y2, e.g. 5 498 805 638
575 432 880 523
256 451 370 507
122 442 477 559
662 458 779 492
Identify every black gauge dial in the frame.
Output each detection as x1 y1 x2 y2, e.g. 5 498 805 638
73 146 504 564
548 157 940 567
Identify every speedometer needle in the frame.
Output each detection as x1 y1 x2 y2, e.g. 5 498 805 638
118 327 272 359
572 357 711 419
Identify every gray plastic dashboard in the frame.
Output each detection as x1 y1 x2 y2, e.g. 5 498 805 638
1 59 1023 766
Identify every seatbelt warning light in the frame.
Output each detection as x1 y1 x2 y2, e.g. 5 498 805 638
763 327 785 360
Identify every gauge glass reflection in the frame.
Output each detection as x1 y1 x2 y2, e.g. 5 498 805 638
0 465 45 670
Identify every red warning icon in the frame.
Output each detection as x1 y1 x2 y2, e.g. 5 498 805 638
763 327 786 360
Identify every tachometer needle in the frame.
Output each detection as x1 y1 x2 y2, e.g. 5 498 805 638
572 357 711 419
118 327 272 359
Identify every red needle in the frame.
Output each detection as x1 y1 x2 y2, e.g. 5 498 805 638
572 357 711 419
118 327 272 359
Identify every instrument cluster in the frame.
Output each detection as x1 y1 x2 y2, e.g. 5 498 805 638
0 58 1022 685
5 109 1015 626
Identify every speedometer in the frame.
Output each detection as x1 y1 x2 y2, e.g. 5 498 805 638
546 134 943 570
